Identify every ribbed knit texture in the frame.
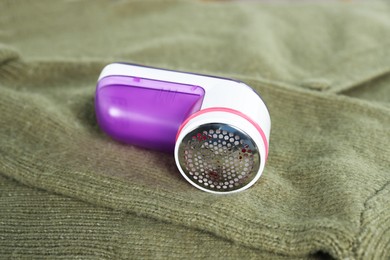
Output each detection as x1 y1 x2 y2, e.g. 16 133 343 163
0 1 389 259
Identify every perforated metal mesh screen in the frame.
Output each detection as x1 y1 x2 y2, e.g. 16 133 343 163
178 123 260 192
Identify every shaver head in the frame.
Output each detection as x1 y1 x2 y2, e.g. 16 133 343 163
174 107 268 194
178 123 260 193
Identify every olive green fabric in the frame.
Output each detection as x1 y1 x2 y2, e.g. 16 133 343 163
0 0 389 259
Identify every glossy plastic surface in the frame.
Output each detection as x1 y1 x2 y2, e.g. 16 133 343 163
95 75 205 151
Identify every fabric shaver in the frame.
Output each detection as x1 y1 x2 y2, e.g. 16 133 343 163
95 63 271 194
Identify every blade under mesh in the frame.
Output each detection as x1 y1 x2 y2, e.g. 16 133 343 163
178 123 260 192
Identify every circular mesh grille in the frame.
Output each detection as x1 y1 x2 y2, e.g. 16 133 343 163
178 123 260 192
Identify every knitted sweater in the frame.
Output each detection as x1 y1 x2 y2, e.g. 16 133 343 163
0 1 389 259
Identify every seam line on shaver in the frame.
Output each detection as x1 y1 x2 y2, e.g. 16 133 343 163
176 107 269 158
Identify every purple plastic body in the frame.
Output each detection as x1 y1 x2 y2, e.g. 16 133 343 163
95 75 205 152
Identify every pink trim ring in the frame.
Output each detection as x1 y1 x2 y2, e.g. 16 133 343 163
176 107 269 158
